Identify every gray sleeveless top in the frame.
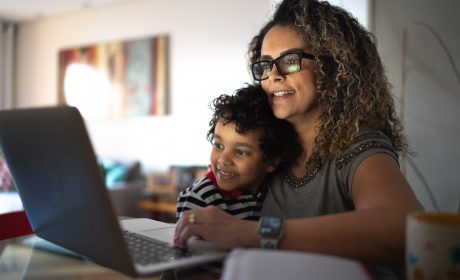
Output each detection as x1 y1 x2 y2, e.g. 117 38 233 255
261 130 399 280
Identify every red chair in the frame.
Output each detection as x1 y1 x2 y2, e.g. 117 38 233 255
0 210 33 240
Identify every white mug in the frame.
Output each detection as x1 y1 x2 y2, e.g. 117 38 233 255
406 211 460 280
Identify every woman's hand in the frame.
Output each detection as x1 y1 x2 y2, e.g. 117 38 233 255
174 206 259 250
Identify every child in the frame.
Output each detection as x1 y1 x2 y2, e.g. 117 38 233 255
176 84 300 221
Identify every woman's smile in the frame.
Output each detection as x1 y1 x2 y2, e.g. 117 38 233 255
273 90 294 97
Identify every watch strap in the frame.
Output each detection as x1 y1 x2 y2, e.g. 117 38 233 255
260 238 280 249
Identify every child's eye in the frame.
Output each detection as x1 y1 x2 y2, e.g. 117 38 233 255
213 142 224 149
237 150 249 157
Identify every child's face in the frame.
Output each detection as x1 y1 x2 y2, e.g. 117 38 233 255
210 120 277 193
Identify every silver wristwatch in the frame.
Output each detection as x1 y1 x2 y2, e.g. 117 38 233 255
258 216 284 249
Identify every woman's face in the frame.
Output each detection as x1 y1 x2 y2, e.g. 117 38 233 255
260 25 319 125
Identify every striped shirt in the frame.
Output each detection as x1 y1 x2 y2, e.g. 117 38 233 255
176 170 266 221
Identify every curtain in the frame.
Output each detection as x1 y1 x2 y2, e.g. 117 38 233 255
0 22 17 194
0 21 16 110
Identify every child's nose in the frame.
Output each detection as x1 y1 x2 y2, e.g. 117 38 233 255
218 154 231 165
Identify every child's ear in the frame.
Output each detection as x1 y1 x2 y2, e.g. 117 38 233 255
265 159 281 173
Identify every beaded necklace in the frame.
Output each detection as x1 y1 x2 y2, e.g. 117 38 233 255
283 160 322 188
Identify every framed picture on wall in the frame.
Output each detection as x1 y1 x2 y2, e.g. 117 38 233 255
58 35 169 119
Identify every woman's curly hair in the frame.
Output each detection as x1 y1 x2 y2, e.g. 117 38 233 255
248 0 408 172
207 84 301 170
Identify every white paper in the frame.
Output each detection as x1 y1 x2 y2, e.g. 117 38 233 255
221 249 371 280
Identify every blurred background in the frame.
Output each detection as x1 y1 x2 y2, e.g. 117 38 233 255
0 0 459 218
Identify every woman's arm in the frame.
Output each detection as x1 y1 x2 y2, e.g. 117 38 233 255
276 154 421 264
174 206 259 249
174 153 422 264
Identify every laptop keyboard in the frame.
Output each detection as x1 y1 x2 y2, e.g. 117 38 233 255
123 231 194 265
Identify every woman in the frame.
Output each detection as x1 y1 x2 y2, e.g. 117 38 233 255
175 0 422 277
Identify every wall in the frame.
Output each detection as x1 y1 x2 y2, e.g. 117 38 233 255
375 0 460 211
15 0 272 171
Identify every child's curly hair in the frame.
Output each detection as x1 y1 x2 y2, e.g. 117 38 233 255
248 0 408 172
207 84 301 170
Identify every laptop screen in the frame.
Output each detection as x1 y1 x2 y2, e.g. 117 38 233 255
0 106 137 276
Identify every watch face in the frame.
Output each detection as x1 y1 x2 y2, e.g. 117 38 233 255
258 216 283 237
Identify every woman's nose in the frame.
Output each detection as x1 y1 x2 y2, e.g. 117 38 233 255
268 63 285 81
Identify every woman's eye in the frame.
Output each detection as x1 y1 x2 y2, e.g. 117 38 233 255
262 63 271 70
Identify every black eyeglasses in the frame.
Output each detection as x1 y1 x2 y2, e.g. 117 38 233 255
251 51 315 81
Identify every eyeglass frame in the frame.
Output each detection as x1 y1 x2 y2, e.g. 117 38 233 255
251 51 315 81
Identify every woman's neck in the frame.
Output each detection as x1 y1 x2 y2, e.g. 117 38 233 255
291 110 320 153
288 109 321 177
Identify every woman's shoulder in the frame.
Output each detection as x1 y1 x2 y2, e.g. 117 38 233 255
332 129 399 195
335 129 397 170
347 129 392 146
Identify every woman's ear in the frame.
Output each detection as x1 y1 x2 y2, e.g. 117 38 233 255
265 159 281 173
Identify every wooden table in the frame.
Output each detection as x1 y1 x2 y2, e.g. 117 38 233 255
0 235 221 280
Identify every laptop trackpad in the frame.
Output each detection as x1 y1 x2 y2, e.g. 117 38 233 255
139 227 175 244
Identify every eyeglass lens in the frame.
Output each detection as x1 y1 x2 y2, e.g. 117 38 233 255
252 52 313 81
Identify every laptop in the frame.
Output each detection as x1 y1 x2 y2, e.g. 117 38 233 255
0 106 226 277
